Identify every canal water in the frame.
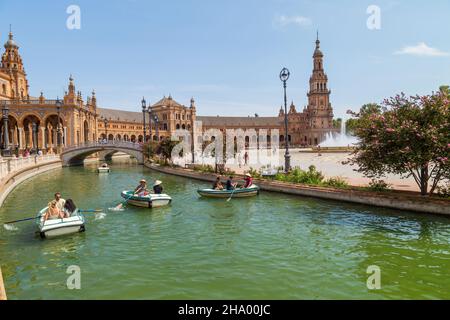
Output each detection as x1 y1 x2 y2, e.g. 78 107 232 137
1 163 450 299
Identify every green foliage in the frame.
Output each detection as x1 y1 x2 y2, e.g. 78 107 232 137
275 165 325 185
436 184 450 198
156 138 180 164
324 177 349 188
348 92 450 196
248 167 262 179
333 118 342 129
365 179 392 192
143 141 158 158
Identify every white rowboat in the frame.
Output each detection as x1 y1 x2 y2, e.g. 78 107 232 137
121 191 172 208
37 208 86 239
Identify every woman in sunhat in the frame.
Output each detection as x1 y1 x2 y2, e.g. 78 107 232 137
243 173 253 189
134 179 149 196
153 180 164 194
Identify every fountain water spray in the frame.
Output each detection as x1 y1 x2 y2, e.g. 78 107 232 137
320 119 359 147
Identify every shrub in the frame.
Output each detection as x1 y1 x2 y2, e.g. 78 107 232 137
436 184 450 198
366 179 392 192
275 165 325 185
324 177 349 188
248 167 262 179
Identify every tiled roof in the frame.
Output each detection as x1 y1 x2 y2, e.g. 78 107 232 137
97 107 142 122
197 116 281 127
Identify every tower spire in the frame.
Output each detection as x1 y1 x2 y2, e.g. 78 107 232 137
316 30 320 49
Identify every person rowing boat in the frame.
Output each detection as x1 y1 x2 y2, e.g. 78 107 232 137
243 173 253 188
134 179 149 197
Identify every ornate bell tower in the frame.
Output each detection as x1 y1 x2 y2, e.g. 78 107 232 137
306 33 334 130
0 28 29 100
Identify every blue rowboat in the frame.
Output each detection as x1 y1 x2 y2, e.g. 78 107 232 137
121 191 172 208
197 185 260 198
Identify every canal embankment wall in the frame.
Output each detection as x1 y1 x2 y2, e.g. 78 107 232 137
145 163 450 216
0 155 62 207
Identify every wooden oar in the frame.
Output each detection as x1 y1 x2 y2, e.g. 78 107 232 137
226 187 237 202
3 209 103 225
114 194 134 210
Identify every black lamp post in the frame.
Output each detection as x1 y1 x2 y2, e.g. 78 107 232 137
280 67 291 173
154 115 159 141
103 117 109 141
1 104 11 156
147 105 152 141
141 97 147 143
56 98 62 150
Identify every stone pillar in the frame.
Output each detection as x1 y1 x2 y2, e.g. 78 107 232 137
27 123 32 148
40 127 46 150
18 127 24 150
2 113 9 150
63 127 67 146
32 122 38 151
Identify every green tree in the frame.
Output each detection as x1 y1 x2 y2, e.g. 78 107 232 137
333 118 342 129
156 138 180 164
348 93 450 196
143 141 158 159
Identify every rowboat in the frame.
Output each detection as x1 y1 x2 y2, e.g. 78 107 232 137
97 165 110 173
197 185 260 198
121 191 172 208
37 208 86 239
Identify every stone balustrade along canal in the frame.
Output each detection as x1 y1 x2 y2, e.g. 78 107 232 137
146 163 450 216
0 154 62 207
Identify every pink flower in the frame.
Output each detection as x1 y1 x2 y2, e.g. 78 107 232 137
386 128 395 133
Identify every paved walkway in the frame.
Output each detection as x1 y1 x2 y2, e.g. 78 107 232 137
227 149 419 192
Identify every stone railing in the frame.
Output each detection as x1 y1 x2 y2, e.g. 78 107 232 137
0 154 60 182
62 140 143 153
0 99 60 106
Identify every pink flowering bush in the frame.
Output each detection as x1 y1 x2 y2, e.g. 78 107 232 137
348 91 450 196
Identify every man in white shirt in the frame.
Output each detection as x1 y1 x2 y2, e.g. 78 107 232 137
54 192 66 213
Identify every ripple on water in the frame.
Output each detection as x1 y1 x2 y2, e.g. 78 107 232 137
1 165 450 299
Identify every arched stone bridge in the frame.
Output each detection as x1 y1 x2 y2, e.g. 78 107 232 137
61 141 144 166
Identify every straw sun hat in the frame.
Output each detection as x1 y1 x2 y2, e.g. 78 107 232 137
154 180 163 186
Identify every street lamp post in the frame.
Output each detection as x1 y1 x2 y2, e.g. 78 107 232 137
103 117 109 142
141 97 147 143
280 67 291 173
56 98 62 152
154 115 159 142
147 106 152 141
1 104 11 156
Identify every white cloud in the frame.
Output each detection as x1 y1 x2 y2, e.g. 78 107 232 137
273 15 312 28
394 42 449 57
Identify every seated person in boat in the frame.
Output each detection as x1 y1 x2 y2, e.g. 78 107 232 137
153 180 164 194
134 179 149 197
43 200 65 221
213 177 224 190
226 176 237 190
54 192 66 213
243 173 253 188
63 199 77 217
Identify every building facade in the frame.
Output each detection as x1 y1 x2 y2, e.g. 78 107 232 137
0 30 337 157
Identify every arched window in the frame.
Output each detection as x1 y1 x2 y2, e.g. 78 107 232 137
176 124 180 130
163 123 168 130
1 84 6 95
182 124 186 130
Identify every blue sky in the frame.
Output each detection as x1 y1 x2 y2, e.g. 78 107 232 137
0 0 449 118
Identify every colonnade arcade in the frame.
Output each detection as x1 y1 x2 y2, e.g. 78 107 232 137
0 111 68 154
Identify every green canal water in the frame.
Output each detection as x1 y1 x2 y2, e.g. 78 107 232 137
1 163 450 300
